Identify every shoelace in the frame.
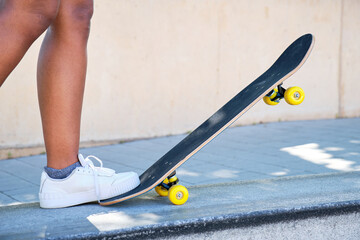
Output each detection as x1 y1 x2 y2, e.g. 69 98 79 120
83 155 103 203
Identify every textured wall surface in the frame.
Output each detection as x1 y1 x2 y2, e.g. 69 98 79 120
0 0 359 149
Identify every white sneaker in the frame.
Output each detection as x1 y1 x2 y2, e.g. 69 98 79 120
39 154 140 208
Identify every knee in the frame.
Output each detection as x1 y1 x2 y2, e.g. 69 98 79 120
3 0 59 38
58 1 94 38
27 0 60 28
71 1 94 24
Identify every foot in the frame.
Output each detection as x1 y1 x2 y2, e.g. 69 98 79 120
39 154 140 208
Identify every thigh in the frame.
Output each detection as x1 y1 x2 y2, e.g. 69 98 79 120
0 0 59 32
0 0 59 16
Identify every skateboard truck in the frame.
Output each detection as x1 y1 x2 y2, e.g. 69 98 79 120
157 171 179 189
263 84 305 106
155 171 189 205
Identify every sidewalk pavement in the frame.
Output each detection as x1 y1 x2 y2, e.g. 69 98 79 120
1 118 359 206
0 118 360 239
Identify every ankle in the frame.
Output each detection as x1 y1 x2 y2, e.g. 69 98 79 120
46 154 79 169
44 162 81 179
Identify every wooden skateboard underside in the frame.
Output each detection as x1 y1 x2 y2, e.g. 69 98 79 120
100 33 314 206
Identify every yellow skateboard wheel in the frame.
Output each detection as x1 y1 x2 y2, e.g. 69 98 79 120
155 178 170 196
168 185 189 205
155 186 169 196
263 88 279 105
263 96 279 105
284 86 305 105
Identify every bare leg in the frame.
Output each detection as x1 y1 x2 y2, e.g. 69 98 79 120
0 0 140 208
0 0 59 87
37 0 93 169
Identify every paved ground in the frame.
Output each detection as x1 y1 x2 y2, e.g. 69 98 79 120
0 118 359 239
0 117 359 206
1 171 360 239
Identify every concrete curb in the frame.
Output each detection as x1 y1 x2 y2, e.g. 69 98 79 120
45 200 360 240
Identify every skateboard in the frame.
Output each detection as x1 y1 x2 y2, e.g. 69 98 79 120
100 33 315 206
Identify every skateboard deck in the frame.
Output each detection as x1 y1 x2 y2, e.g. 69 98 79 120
100 33 314 206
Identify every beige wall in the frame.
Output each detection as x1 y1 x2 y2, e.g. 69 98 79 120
0 0 359 152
